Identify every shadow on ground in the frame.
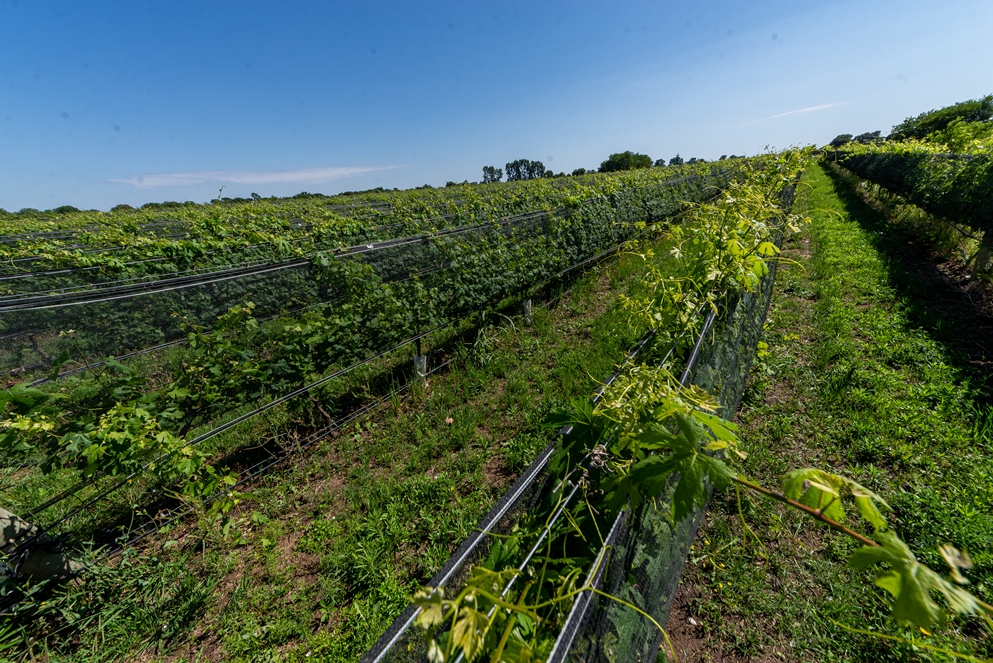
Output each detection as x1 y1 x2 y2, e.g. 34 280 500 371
822 162 993 406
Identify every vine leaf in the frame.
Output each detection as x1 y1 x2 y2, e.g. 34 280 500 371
611 413 734 521
451 604 489 661
938 544 973 585
413 587 446 630
849 531 984 628
782 468 889 530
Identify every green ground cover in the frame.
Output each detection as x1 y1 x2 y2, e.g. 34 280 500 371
670 161 992 661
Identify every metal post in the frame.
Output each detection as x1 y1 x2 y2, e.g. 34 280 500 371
413 337 427 385
1 507 81 579
976 230 992 274
523 298 533 326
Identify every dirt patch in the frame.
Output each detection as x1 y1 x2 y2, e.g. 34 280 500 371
666 577 798 663
483 454 515 491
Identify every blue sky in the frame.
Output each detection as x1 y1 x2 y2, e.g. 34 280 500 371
1 0 991 211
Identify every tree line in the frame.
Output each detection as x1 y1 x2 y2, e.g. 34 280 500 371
481 151 740 183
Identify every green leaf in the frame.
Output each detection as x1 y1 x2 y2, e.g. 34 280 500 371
413 587 446 630
783 468 889 530
452 606 489 661
617 413 735 521
849 531 986 629
757 241 780 257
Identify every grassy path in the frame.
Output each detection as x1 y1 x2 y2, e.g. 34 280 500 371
668 161 993 662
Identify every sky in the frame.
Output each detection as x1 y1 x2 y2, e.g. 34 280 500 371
1 0 991 211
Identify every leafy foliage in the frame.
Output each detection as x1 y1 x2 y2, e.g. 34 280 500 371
888 94 993 140
1 162 737 527
598 151 653 173
837 142 993 235
504 159 547 181
412 151 814 661
412 149 993 660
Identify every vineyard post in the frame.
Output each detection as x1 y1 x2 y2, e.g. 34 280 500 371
414 337 427 386
975 229 992 274
523 298 533 326
1 507 81 579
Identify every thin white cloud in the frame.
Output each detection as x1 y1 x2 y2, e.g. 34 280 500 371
110 165 397 188
742 101 853 126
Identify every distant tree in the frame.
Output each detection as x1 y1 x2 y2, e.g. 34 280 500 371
542 170 555 178
889 94 993 140
251 192 262 201
599 151 653 173
686 157 699 165
571 167 587 176
719 155 727 161
854 131 882 144
482 165 503 183
505 159 547 181
829 134 854 147
653 158 667 167
52 205 80 214
668 154 684 166
445 181 457 187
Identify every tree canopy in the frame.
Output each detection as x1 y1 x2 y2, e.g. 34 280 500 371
854 131 883 145
482 165 503 183
505 159 547 181
599 151 653 173
889 94 993 140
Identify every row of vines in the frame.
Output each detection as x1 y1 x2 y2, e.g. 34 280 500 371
834 134 993 274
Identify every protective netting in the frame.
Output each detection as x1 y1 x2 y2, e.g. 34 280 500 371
1 172 726 383
361 177 798 663
835 151 992 234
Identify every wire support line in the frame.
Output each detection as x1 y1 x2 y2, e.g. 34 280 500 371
23 260 452 386
0 253 304 296
0 259 311 312
545 509 628 663
96 355 457 563
0 210 553 311
450 479 585 663
19 318 456 532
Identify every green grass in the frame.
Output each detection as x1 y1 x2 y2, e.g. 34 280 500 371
673 160 993 662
